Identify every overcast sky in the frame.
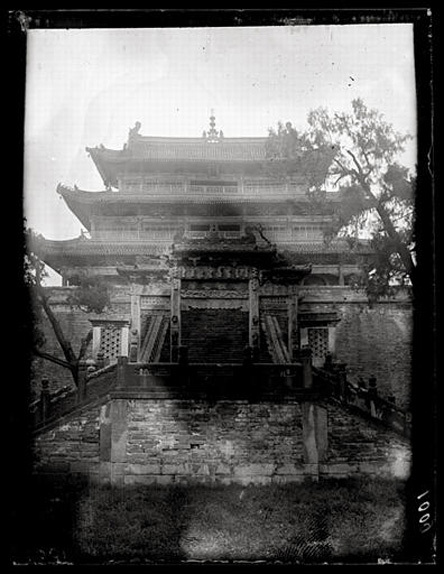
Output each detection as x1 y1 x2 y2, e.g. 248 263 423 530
24 24 417 241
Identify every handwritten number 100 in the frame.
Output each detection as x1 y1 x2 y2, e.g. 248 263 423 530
417 491 432 533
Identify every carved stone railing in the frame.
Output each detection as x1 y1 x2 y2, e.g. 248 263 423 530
31 363 117 430
31 349 316 428
314 359 411 438
113 347 315 400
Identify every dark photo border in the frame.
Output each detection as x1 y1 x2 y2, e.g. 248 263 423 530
7 7 437 566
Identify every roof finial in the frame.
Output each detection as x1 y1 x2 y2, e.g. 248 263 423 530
205 110 222 142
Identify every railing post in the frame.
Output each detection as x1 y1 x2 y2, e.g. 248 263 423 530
129 329 138 362
77 360 89 402
96 350 105 370
178 345 189 366
120 323 130 358
300 347 313 390
248 270 260 351
323 352 333 371
242 345 253 367
116 356 129 389
40 378 50 423
170 268 181 363
368 376 378 417
175 345 189 387
92 325 101 360
334 362 348 400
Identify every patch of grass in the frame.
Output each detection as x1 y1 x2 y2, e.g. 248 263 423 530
13 476 408 564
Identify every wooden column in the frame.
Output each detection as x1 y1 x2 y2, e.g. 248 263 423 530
130 294 141 358
300 327 309 348
287 292 298 360
92 325 101 359
170 269 181 362
301 348 313 389
328 326 336 355
120 324 129 357
248 270 260 352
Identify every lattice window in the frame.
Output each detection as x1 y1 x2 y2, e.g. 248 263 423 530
99 325 122 363
308 327 329 364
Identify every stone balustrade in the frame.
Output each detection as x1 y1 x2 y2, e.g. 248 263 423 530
315 357 411 438
31 350 316 429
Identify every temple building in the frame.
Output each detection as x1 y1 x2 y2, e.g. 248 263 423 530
34 116 373 370
29 117 412 485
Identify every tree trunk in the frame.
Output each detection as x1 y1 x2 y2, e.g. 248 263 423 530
36 287 80 385
359 178 416 284
375 202 416 280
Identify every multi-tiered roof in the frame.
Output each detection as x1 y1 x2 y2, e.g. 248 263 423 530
32 117 372 279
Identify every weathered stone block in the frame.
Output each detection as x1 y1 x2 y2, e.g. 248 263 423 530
37 462 70 473
162 463 187 475
127 444 144 453
155 475 175 485
70 461 97 473
189 463 211 476
124 475 158 486
234 463 275 477
358 461 380 474
319 462 358 475
127 463 161 475
275 463 304 475
271 474 305 484
126 453 159 465
215 463 232 475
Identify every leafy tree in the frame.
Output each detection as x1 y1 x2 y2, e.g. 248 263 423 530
267 99 415 301
25 228 110 386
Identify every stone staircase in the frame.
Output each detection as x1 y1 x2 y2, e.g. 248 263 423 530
261 313 291 363
313 363 411 438
139 314 169 362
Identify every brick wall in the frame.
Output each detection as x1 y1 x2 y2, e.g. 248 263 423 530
334 304 412 409
33 405 101 476
181 309 249 363
124 399 305 485
32 395 411 485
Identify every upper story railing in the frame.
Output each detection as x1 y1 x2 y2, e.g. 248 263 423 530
117 180 308 197
93 225 325 243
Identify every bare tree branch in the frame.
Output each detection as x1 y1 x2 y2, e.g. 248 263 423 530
78 329 93 361
346 149 364 176
33 348 74 371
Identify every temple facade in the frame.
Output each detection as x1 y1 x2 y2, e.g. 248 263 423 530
29 118 412 486
35 116 375 371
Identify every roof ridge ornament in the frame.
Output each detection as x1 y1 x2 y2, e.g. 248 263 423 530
128 121 142 141
204 110 224 142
